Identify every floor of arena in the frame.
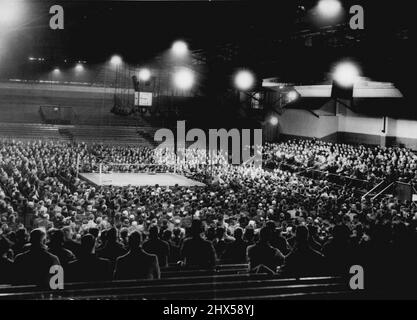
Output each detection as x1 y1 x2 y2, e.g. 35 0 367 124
80 172 206 187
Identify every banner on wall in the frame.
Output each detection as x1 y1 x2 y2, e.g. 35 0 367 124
134 92 153 106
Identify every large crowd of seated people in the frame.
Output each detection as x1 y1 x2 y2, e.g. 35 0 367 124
0 138 417 297
264 139 417 183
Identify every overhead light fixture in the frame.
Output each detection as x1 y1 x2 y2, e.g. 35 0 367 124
173 68 194 90
332 61 360 88
234 70 255 91
172 40 188 57
138 68 151 82
110 55 122 66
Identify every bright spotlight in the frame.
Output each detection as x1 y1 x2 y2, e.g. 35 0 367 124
317 0 342 18
75 64 84 72
333 61 360 88
287 91 298 102
0 0 22 25
172 41 188 57
234 70 255 91
53 68 60 74
173 68 194 90
269 116 279 126
110 55 122 66
138 68 151 82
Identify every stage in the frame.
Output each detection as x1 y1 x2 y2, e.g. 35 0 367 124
79 172 206 187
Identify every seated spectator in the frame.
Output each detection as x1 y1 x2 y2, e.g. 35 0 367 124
142 225 170 268
88 227 100 240
162 229 180 263
172 228 183 247
47 229 76 267
120 227 129 249
66 234 112 283
213 227 234 261
243 228 255 245
247 227 285 273
96 229 108 251
11 228 29 256
266 221 290 255
323 224 355 276
180 220 216 269
280 226 325 277
114 231 160 280
2 138 417 294
0 236 13 284
13 228 60 287
308 225 323 253
62 226 81 259
223 227 248 264
97 228 127 265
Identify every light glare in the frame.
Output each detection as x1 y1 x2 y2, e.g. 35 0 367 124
75 64 84 72
333 62 360 88
317 0 342 18
172 41 188 56
173 68 194 90
0 0 22 25
110 55 122 66
138 68 151 82
234 70 255 91
287 91 298 101
269 116 279 126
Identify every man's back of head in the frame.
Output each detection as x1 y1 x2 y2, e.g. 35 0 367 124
0 236 11 256
30 228 46 249
190 220 204 238
15 228 28 243
48 229 64 248
332 224 351 242
258 227 272 244
106 228 118 243
215 227 226 240
128 231 142 251
80 234 96 256
295 225 309 247
265 221 276 231
162 229 172 242
61 226 72 241
120 228 129 240
308 224 318 238
89 227 99 239
234 227 244 241
148 225 159 240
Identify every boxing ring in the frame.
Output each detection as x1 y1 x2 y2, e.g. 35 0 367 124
79 172 206 187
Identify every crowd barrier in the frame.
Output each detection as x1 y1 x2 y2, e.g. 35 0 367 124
0 272 353 300
269 160 381 192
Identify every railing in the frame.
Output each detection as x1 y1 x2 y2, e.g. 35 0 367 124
300 168 378 191
362 179 388 199
0 274 350 300
265 159 382 192
371 182 395 202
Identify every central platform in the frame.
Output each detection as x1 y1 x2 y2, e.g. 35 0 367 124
79 172 206 187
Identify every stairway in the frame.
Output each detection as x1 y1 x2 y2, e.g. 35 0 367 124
58 128 74 142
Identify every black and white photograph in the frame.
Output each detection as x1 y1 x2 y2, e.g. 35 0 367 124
0 0 416 306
